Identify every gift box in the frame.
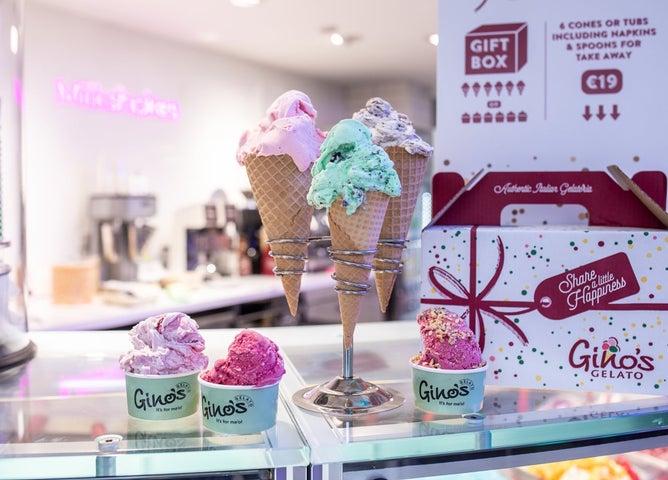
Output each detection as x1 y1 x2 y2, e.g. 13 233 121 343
465 23 528 75
421 170 668 394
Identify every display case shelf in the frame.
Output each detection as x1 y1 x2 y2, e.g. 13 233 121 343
0 330 309 480
279 322 668 479
1 323 667 479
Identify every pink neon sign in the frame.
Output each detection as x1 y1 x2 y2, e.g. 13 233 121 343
55 78 181 121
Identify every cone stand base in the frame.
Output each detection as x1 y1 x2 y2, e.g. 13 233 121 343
292 376 405 416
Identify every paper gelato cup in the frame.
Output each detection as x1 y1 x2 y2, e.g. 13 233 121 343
411 361 487 415
199 377 280 434
124 371 200 420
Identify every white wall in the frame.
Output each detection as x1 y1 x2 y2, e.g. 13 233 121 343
22 4 347 297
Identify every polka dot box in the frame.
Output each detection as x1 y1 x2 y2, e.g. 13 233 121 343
421 171 668 394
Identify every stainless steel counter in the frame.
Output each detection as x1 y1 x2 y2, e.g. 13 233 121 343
1 322 667 479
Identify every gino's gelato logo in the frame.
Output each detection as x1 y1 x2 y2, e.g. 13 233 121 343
201 394 254 421
568 336 655 380
133 381 191 411
418 377 475 405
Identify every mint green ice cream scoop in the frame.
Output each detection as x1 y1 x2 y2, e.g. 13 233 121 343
307 119 401 215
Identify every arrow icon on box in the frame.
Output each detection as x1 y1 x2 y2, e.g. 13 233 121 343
583 105 592 121
597 105 606 120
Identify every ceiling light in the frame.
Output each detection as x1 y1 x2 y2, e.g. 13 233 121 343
10 25 18 55
428 33 439 46
321 26 360 47
330 32 345 46
229 0 261 7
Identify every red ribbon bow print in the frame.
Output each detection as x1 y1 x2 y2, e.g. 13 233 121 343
423 227 535 351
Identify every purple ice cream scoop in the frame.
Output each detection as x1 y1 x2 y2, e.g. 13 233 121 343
119 312 208 375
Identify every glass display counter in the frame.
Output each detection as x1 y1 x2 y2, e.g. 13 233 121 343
280 322 668 479
0 330 309 480
1 322 667 479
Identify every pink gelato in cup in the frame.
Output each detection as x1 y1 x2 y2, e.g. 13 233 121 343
200 330 285 387
411 308 487 415
199 330 286 434
411 307 485 370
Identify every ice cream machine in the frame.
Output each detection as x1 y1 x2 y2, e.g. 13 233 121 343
90 194 156 282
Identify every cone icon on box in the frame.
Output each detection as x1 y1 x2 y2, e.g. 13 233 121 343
328 191 389 349
244 154 313 316
373 147 429 313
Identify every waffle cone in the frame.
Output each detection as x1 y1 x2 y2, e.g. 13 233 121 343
244 154 313 316
374 147 429 313
328 190 389 348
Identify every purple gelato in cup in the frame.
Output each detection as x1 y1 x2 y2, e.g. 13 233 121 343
119 312 208 420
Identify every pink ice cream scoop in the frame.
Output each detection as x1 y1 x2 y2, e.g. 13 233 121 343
200 330 285 387
411 308 484 370
236 90 326 172
119 312 208 375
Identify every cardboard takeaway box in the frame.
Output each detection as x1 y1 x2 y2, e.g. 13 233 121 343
420 170 668 394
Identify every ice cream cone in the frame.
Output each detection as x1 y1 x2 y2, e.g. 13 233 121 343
374 146 429 313
244 154 313 317
328 190 389 349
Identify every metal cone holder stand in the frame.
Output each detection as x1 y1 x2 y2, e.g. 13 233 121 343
291 236 405 416
266 237 309 275
374 237 407 275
